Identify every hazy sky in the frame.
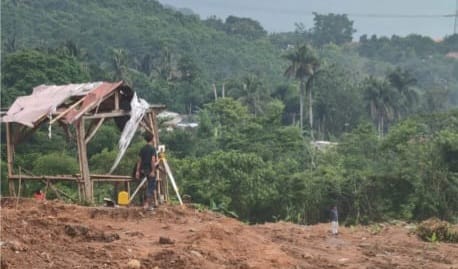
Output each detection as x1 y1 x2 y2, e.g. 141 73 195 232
158 0 457 39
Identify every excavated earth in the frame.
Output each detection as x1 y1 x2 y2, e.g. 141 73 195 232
1 198 457 269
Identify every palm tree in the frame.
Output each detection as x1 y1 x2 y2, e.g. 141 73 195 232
153 46 177 82
111 48 130 83
363 76 397 137
387 67 418 118
229 74 266 117
284 45 320 138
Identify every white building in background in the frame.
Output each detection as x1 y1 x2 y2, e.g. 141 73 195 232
311 140 338 151
158 110 199 131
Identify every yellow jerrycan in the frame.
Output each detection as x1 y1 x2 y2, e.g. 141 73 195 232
118 191 129 206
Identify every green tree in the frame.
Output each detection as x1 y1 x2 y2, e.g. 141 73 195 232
174 151 275 222
224 16 267 40
227 74 269 117
109 48 132 83
152 46 177 82
387 67 418 117
271 84 300 125
86 124 120 157
421 88 450 113
311 13 356 47
284 45 320 137
312 65 362 139
441 34 458 52
363 76 397 137
32 153 79 175
174 55 209 113
202 98 251 150
337 123 380 223
379 115 458 221
1 49 90 106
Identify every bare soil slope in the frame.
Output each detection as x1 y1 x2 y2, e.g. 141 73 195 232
1 198 457 269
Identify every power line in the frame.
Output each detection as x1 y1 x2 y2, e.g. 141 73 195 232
344 13 453 18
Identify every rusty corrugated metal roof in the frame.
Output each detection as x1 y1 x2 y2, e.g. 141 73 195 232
64 81 124 123
1 81 125 127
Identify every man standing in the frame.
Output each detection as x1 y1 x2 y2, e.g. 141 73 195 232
330 205 339 235
136 133 159 210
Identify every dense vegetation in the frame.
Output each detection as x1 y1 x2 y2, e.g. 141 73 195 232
1 0 457 225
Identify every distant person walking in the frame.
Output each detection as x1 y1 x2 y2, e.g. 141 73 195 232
330 205 339 235
135 133 159 210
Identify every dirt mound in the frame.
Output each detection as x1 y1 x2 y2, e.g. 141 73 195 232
417 218 458 243
1 198 457 269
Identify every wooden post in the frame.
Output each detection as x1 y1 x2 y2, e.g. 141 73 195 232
75 119 92 202
114 90 120 111
146 112 158 147
6 123 16 196
149 111 168 203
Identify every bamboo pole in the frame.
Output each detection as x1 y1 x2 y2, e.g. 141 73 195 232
76 173 133 179
82 110 130 120
85 118 105 144
49 98 85 124
35 177 68 202
15 167 22 210
14 167 76 201
9 175 78 181
139 120 154 135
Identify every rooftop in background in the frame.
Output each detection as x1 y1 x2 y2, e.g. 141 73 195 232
446 52 458 59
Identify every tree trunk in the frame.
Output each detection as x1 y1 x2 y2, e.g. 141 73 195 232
377 115 385 138
308 85 314 140
377 116 381 138
212 83 218 101
299 81 304 132
317 117 324 140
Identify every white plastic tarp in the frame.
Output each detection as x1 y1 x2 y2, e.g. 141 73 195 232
1 82 101 127
109 93 149 174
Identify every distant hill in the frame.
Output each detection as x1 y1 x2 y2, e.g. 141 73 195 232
1 0 285 83
2 0 457 110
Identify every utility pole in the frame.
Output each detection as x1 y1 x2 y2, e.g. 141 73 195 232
455 0 458 34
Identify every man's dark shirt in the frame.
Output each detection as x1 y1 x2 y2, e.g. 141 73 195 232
139 144 156 171
330 208 338 222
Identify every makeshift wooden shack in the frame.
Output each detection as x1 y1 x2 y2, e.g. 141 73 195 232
1 81 167 203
